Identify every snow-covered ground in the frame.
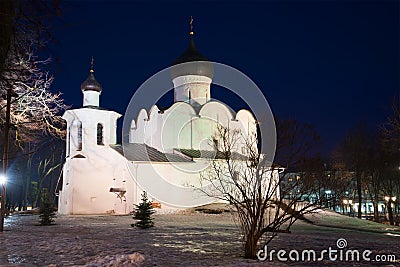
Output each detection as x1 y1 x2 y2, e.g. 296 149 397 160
0 210 399 266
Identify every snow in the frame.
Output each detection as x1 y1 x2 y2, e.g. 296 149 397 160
305 209 400 233
0 211 398 266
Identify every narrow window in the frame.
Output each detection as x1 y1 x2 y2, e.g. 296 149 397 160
77 121 82 151
67 126 71 156
97 123 104 145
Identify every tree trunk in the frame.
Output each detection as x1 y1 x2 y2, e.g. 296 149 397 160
357 172 362 219
387 200 394 226
244 234 258 259
23 144 32 210
373 192 379 222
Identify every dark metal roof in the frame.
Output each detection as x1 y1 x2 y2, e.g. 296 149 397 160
110 144 192 162
170 36 214 79
71 154 86 159
81 71 102 92
173 37 209 64
175 148 247 160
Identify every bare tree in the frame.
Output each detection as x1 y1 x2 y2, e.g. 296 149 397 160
295 156 351 211
0 1 65 220
380 99 400 225
381 98 400 152
0 0 66 143
363 137 385 222
0 0 61 75
0 45 67 143
337 124 371 218
336 100 400 224
200 121 321 259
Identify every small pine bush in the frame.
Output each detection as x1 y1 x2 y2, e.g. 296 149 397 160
39 192 56 225
131 191 155 229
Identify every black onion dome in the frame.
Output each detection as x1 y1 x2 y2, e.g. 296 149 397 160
81 71 102 92
171 36 214 79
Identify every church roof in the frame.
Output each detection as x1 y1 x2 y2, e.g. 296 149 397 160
111 143 192 162
175 148 247 160
170 23 214 79
81 70 103 92
172 37 210 65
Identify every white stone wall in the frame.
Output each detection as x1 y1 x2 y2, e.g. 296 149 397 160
127 160 216 210
58 148 136 215
82 90 100 107
172 75 211 107
129 101 257 155
59 108 138 215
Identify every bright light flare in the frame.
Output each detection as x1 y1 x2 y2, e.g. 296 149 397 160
0 175 6 185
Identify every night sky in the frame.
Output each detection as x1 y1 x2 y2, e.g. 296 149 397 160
50 1 399 157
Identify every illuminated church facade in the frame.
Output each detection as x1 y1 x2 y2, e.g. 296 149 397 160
58 29 265 215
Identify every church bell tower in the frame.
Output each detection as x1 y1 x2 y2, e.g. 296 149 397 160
58 59 122 215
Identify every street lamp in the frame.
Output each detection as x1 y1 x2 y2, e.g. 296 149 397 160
385 196 397 202
0 174 6 232
0 175 6 185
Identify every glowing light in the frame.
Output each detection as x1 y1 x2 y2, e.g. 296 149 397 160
0 175 6 185
384 196 396 202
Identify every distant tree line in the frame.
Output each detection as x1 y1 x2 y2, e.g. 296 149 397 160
335 99 400 224
281 99 399 225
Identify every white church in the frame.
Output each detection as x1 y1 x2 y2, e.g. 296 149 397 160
57 29 274 215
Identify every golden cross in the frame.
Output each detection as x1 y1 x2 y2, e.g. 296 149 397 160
189 16 194 35
90 56 94 73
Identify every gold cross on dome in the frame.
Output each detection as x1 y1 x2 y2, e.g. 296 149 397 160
90 56 94 73
189 16 194 36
